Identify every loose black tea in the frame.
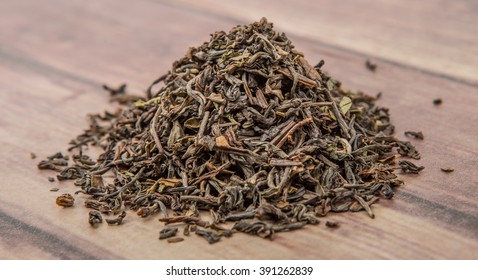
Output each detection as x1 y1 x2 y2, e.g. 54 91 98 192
440 167 454 173
105 211 127 225
159 227 178 240
399 160 424 174
404 131 424 140
325 221 339 228
195 229 222 244
56 193 74 207
365 60 377 72
38 152 69 172
88 210 103 226
39 18 421 243
167 237 184 243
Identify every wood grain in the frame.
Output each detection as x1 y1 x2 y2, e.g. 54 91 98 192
0 0 477 259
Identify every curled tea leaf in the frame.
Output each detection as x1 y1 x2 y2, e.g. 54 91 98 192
167 237 184 243
195 229 222 244
56 193 74 207
399 160 425 174
159 227 178 240
404 131 424 140
440 167 454 173
365 60 377 71
106 211 126 225
184 118 201 130
326 221 339 228
88 210 103 226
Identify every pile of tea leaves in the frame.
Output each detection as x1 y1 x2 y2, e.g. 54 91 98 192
39 18 422 243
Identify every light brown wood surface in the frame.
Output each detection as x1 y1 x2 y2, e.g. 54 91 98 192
0 0 477 259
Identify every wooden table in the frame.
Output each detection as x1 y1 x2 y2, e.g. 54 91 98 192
0 0 477 259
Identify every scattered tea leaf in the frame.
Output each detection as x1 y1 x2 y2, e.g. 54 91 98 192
404 131 424 140
103 84 126 96
195 229 221 244
105 211 126 225
56 193 74 207
167 237 184 243
326 221 339 228
88 210 103 226
159 227 178 240
440 167 454 173
365 60 377 72
399 160 425 174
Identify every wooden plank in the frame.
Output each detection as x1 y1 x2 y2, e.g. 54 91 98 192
174 0 478 85
0 0 477 259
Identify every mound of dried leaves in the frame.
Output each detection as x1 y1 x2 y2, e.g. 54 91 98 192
39 18 422 243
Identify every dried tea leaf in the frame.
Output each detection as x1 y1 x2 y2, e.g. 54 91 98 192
159 227 178 240
339 96 352 115
215 135 230 148
195 229 221 244
208 93 226 104
326 221 339 228
404 131 424 140
184 118 201 130
88 210 103 226
56 193 74 207
158 178 182 188
106 211 126 225
167 237 184 243
399 160 425 174
365 60 377 71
